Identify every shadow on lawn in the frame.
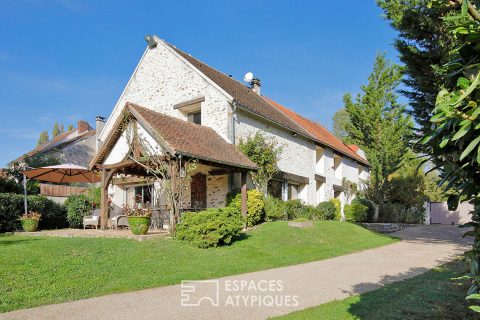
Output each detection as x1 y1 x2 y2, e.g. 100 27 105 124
344 261 477 320
0 234 42 246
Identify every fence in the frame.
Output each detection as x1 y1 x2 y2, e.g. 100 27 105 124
426 201 473 225
40 183 88 197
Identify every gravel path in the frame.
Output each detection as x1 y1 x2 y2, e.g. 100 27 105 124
0 225 470 320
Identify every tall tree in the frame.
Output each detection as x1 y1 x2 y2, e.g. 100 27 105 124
37 131 49 146
332 108 350 142
67 124 74 131
52 122 60 138
377 0 456 146
60 123 65 134
343 53 412 221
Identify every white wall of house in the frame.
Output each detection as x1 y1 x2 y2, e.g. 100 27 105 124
235 110 318 205
100 41 231 144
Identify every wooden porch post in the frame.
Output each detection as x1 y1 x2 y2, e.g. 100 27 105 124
241 171 247 219
100 169 114 230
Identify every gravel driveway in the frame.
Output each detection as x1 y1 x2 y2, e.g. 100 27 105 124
0 225 471 320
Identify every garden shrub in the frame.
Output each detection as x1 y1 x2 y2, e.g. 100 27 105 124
344 203 368 222
226 189 265 227
384 202 425 224
64 194 92 228
284 199 305 220
264 196 286 221
176 206 243 248
352 198 375 222
0 193 67 232
316 201 337 220
330 198 341 220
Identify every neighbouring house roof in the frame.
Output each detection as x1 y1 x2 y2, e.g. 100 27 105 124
12 127 95 165
263 97 369 166
166 41 368 167
91 103 258 171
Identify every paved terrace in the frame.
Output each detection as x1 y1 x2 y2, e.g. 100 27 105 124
13 228 169 241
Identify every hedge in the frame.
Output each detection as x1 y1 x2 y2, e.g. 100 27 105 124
0 193 67 232
176 206 244 248
316 201 337 220
226 189 265 227
352 198 375 222
64 194 93 228
264 196 286 221
344 202 368 223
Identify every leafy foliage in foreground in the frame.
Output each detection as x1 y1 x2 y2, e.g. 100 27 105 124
424 0 480 312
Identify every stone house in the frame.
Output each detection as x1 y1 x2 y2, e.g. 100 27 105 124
12 118 105 201
93 35 369 218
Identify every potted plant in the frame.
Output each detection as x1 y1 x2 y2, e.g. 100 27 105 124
19 211 41 232
123 196 152 235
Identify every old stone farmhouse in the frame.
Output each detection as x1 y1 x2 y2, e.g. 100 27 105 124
93 35 369 217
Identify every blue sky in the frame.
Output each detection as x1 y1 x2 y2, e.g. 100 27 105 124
0 0 397 167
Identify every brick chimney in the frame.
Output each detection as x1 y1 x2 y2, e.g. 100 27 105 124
77 120 91 134
251 78 261 95
95 116 106 151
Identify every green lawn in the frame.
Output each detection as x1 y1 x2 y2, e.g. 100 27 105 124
0 221 396 313
275 260 479 320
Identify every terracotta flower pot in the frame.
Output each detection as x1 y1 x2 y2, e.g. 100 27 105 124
20 218 39 232
128 216 150 235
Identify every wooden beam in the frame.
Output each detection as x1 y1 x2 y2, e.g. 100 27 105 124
241 171 247 220
100 168 116 230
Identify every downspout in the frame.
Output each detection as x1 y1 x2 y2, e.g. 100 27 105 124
229 100 238 192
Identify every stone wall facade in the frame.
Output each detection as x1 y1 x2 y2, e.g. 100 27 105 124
100 38 369 210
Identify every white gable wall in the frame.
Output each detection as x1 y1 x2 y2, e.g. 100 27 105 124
100 41 231 144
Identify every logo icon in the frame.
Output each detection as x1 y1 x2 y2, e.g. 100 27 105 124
181 280 220 307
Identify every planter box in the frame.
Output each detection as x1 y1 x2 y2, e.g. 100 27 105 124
288 221 313 228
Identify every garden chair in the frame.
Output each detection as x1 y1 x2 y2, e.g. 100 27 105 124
83 209 101 229
110 215 129 229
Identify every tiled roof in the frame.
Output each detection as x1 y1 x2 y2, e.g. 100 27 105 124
92 103 258 170
263 97 369 165
168 44 315 139
12 129 95 164
167 42 368 166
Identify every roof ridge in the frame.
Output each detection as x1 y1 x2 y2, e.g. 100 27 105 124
165 42 251 90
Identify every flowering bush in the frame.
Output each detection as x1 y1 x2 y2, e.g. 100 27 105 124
123 203 152 217
20 211 41 220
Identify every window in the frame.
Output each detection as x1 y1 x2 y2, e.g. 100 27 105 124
267 179 283 199
288 183 299 200
334 155 342 179
316 147 325 174
358 164 364 176
316 181 325 203
188 111 201 125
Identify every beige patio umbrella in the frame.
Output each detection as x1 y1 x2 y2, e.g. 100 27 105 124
21 164 100 213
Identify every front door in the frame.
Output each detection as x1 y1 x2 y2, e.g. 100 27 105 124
191 173 207 209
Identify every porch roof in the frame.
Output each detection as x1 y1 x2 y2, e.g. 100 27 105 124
90 102 258 171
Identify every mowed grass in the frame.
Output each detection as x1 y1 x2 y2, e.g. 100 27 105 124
0 221 396 313
275 260 479 320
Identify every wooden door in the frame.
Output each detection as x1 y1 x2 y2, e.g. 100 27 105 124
191 173 207 209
